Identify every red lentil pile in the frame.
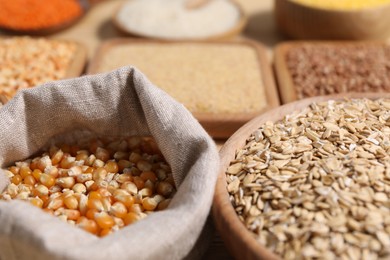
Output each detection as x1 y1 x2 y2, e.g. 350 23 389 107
0 136 176 237
0 0 83 31
286 43 390 99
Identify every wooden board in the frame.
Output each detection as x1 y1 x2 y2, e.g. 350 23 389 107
213 92 390 260
65 40 88 78
274 40 390 104
112 0 248 41
88 38 280 138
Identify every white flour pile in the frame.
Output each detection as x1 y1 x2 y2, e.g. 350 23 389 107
116 0 241 39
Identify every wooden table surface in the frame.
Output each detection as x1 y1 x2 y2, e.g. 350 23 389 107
0 1 282 258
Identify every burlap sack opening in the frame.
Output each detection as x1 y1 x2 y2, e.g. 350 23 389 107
0 66 219 260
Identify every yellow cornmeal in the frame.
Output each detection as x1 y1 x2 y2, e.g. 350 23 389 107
97 43 267 114
291 0 390 10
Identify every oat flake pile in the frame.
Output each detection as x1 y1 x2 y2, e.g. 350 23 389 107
226 98 390 259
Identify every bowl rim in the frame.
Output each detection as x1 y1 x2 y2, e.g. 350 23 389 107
212 92 390 259
111 0 248 41
282 0 390 13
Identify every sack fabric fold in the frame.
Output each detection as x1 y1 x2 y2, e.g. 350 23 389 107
0 66 219 260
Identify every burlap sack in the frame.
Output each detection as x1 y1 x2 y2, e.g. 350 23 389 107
0 66 219 260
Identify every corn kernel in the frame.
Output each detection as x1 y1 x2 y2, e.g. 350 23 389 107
86 208 99 219
95 212 115 229
95 147 110 162
93 167 108 181
142 197 158 211
68 166 82 177
77 217 99 235
33 184 49 197
140 171 158 182
64 209 80 221
89 191 103 200
47 198 64 210
137 160 152 172
104 161 119 173
32 169 42 181
113 189 134 207
76 173 92 183
24 175 36 186
123 212 142 225
110 201 127 218
40 173 56 188
157 199 171 211
87 198 105 211
129 152 142 163
139 188 153 197
157 181 174 197
100 228 113 237
45 166 59 178
16 191 30 200
60 156 75 169
114 152 129 161
129 203 143 214
9 166 20 175
127 136 142 149
11 175 22 185
37 156 52 171
57 177 75 189
121 181 138 195
101 197 112 212
19 166 32 179
89 139 104 154
75 152 89 162
64 195 79 210
133 176 145 190
71 183 86 194
51 149 64 165
30 197 44 208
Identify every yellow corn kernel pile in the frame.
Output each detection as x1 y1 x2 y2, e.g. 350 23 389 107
291 0 390 10
0 136 176 237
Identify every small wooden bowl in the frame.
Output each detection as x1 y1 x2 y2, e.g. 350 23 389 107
273 40 390 104
112 0 247 41
212 92 390 260
0 0 89 36
0 37 87 100
274 0 390 40
0 95 8 106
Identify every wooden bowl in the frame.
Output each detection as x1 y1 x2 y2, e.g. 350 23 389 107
0 37 87 100
0 95 8 106
212 92 390 260
0 0 89 36
273 40 390 104
112 0 247 41
274 0 390 40
88 38 279 138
